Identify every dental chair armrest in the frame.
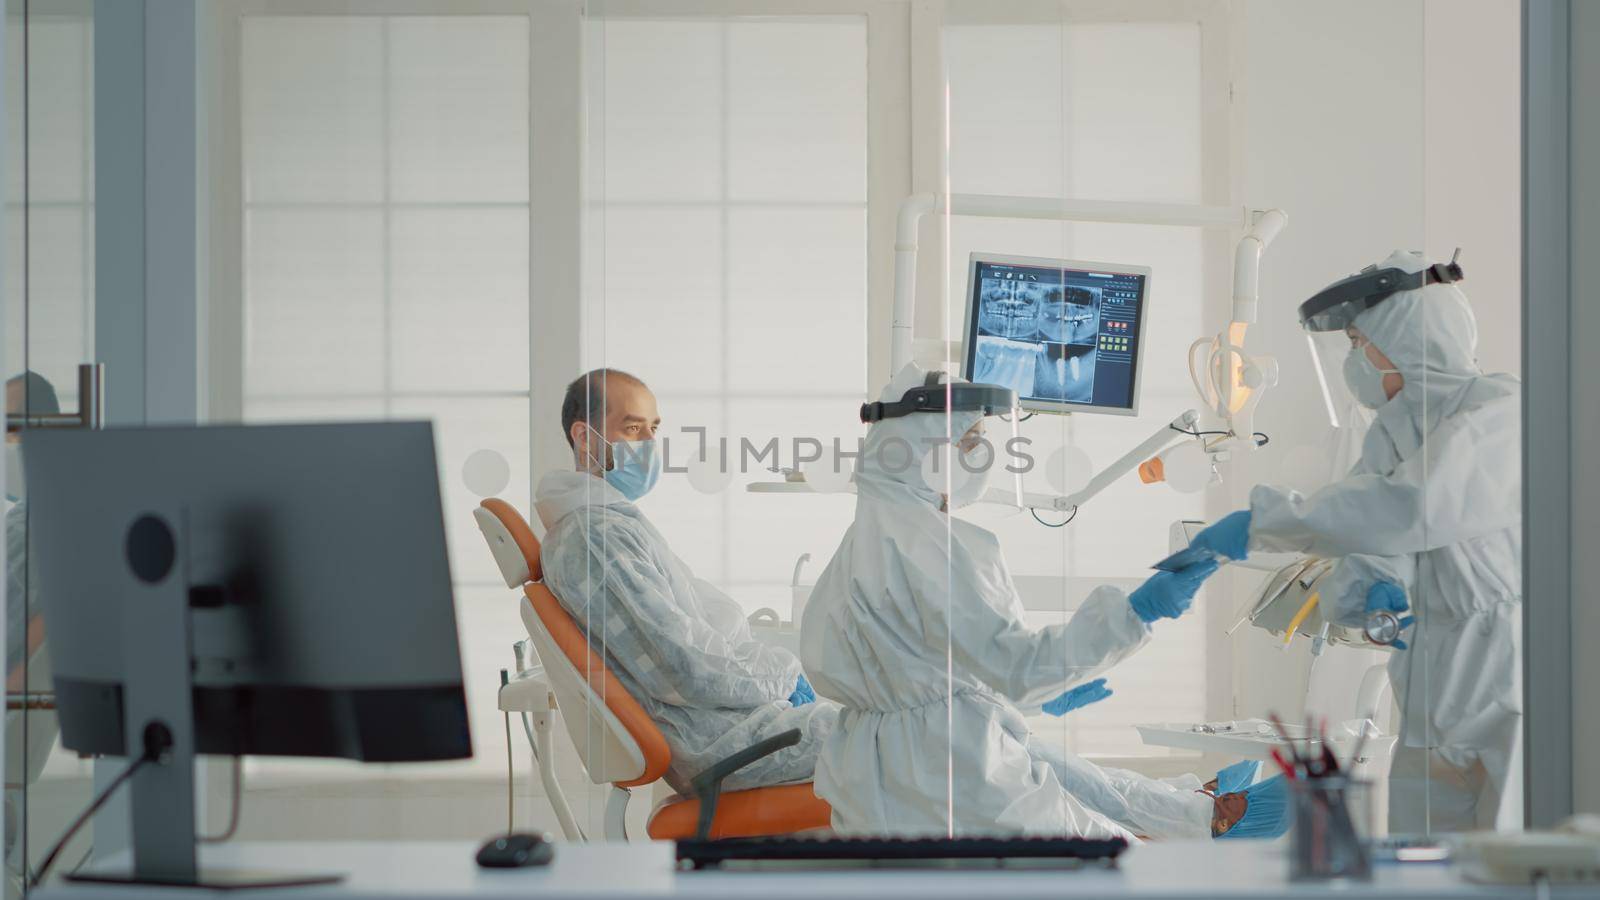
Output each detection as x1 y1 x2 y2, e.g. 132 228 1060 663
687 728 803 841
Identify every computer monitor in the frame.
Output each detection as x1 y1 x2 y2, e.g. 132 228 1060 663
26 421 470 887
962 253 1152 416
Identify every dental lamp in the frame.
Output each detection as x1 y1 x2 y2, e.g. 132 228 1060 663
1187 208 1289 453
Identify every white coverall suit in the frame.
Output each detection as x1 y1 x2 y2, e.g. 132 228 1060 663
537 470 837 795
800 363 1215 839
1248 252 1522 833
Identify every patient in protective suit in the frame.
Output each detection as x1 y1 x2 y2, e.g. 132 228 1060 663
535 368 836 796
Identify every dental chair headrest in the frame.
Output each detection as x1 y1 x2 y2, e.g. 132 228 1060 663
475 498 542 587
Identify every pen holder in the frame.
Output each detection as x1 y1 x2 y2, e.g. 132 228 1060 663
1288 776 1373 882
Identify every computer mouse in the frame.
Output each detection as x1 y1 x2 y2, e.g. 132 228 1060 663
475 832 554 868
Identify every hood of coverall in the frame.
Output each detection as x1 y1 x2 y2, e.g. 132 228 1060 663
1352 250 1518 468
853 363 985 509
534 467 631 532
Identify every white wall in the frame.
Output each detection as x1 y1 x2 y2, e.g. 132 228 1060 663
1424 0 1521 377
1225 0 1520 727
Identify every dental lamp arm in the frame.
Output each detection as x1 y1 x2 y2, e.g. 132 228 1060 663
1230 209 1288 325
890 193 938 372
1206 209 1287 446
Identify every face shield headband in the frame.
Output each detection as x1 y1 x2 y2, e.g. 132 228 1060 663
1297 250 1464 334
860 372 1020 424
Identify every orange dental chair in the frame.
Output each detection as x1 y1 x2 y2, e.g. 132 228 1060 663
473 498 831 841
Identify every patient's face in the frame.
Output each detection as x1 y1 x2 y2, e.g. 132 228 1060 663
600 380 661 445
572 378 661 474
1211 791 1248 836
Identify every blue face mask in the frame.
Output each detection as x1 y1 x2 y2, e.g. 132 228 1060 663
595 434 661 502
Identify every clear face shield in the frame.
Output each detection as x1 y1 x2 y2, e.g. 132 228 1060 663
1299 253 1463 428
1305 327 1367 430
929 410 1024 512
859 377 1024 510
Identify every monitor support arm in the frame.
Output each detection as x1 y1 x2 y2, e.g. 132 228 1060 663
71 510 341 890
116 509 202 886
993 409 1202 513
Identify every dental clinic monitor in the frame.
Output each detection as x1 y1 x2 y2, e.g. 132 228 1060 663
27 421 472 763
963 254 1151 416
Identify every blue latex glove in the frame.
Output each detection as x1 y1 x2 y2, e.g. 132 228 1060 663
1188 510 1253 561
1042 678 1112 717
1365 580 1415 650
1128 557 1220 623
788 673 816 707
1215 774 1291 840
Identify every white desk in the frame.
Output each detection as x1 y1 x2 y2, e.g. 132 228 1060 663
37 840 1597 900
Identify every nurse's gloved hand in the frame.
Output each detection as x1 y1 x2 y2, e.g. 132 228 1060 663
788 673 816 707
1364 581 1414 650
1128 558 1220 623
1188 510 1253 561
1042 678 1112 717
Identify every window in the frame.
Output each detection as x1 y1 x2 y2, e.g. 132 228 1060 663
4 0 98 820
211 0 1219 829
221 6 875 803
235 10 532 777
589 15 869 617
941 16 1218 759
4 8 94 411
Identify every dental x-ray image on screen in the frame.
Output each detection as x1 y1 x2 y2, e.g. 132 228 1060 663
963 254 1150 416
977 278 1045 339
1039 285 1102 345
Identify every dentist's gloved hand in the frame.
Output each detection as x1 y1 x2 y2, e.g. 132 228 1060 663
788 673 816 707
1129 557 1220 623
1042 678 1112 717
1188 510 1253 561
1365 581 1414 650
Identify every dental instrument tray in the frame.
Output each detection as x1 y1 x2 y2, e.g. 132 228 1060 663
1135 718 1391 761
674 834 1128 870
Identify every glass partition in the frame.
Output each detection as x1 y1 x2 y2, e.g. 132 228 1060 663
6 0 97 893
2 0 1528 885
194 0 1528 852
217 2 533 832
934 1 1221 842
573 4 878 838
926 0 1523 844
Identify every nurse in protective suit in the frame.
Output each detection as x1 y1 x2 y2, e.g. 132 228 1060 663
1189 250 1522 833
800 364 1271 840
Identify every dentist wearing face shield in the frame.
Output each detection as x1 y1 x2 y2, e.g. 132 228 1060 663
1187 250 1523 834
799 364 1267 840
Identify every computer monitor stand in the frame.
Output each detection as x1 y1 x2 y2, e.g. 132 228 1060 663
65 510 343 890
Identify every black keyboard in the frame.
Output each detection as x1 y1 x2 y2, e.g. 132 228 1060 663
675 834 1129 870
